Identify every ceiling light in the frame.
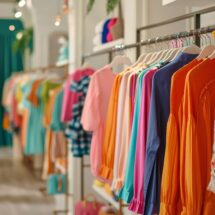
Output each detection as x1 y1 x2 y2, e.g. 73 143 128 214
9 25 15 31
14 11 22 18
18 0 26 7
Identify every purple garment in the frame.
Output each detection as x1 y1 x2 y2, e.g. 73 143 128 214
129 68 158 214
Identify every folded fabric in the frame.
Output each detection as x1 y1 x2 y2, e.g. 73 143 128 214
93 34 102 46
95 20 105 34
107 18 117 42
102 19 111 44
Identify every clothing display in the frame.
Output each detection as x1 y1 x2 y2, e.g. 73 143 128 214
2 2 215 215
80 49 215 214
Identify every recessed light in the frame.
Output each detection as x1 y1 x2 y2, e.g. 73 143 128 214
18 0 26 8
14 11 22 18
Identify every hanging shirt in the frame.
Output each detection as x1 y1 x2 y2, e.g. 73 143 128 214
61 68 94 122
24 81 46 155
99 73 123 180
129 68 158 214
65 75 93 157
180 58 215 215
144 53 197 215
119 64 160 203
81 65 116 177
114 68 141 190
159 59 203 215
112 71 132 190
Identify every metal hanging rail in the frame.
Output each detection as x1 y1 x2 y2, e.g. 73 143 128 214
82 6 215 61
82 24 215 61
137 5 215 32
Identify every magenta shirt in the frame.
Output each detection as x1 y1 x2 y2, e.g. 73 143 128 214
129 68 158 213
61 68 94 122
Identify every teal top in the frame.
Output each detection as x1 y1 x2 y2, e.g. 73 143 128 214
118 63 161 203
24 83 45 155
50 89 65 131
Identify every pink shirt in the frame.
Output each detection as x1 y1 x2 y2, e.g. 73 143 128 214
61 68 94 122
129 68 157 213
81 65 116 178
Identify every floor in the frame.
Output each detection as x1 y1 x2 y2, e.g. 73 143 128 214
0 148 55 215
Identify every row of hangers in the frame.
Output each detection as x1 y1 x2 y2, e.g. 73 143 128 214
110 29 215 70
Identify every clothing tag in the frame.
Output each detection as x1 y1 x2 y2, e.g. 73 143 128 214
207 120 215 193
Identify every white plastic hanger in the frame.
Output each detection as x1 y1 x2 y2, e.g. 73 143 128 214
110 55 132 68
197 45 215 60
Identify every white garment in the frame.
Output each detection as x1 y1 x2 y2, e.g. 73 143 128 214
95 20 105 34
93 34 102 46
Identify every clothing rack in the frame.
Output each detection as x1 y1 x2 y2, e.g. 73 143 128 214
80 5 215 214
18 62 70 215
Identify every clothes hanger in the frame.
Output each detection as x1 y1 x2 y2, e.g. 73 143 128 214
110 44 132 70
197 31 215 60
180 31 201 54
208 30 215 59
161 39 179 62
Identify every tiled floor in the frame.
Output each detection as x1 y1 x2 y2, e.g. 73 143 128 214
0 148 54 215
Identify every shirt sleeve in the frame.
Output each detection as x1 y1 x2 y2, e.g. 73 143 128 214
159 114 180 215
144 77 160 214
99 76 118 180
81 75 100 132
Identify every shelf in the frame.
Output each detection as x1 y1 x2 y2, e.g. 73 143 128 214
93 38 124 52
56 59 69 67
92 185 120 209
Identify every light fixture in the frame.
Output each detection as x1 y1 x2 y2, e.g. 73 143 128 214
54 15 61 26
18 0 26 8
9 25 15 31
14 11 22 18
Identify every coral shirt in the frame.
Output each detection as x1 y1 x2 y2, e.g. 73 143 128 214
81 65 116 178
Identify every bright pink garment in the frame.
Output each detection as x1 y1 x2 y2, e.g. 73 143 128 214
106 18 117 42
81 65 116 178
61 68 94 122
75 200 104 215
128 68 157 213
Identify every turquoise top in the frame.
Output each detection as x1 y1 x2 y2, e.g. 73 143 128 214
24 83 45 155
50 89 65 131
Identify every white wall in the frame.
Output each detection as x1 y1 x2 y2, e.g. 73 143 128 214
0 3 14 18
31 0 68 68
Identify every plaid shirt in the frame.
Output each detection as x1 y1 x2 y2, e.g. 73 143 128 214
65 76 92 157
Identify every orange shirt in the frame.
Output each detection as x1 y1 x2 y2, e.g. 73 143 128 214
99 74 122 180
160 59 203 215
181 58 215 215
27 79 42 107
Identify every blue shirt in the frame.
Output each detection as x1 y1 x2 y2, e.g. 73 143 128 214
143 53 197 215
